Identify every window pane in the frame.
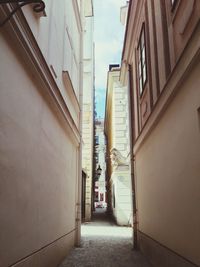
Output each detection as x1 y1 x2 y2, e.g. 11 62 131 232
138 25 147 96
143 64 147 84
141 30 144 46
139 60 142 76
138 47 141 60
139 77 143 94
171 0 177 9
142 47 146 66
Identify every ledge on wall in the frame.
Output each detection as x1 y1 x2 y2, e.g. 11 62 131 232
62 70 80 114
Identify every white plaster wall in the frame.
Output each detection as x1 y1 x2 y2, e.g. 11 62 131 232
23 0 82 126
83 16 93 60
112 169 132 225
113 82 130 158
135 61 200 266
109 76 132 226
82 15 94 221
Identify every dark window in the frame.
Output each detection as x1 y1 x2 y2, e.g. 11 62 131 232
100 193 104 201
95 153 99 164
171 0 178 10
95 136 99 145
95 192 98 201
138 25 147 95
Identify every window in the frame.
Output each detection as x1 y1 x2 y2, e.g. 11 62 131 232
95 153 99 164
138 25 147 95
95 192 98 202
95 136 99 145
100 193 104 201
171 0 178 10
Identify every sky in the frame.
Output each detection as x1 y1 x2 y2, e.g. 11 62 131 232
94 0 127 119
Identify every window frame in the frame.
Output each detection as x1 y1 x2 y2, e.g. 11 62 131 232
137 24 147 96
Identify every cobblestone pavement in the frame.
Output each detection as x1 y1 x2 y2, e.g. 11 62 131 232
59 209 151 267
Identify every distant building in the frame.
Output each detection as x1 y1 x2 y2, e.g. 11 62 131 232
104 66 132 226
121 0 200 266
94 119 107 208
120 1 129 26
82 0 94 221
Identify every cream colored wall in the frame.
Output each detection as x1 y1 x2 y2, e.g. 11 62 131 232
112 84 130 157
0 34 79 267
135 61 200 266
104 78 114 213
0 1 83 266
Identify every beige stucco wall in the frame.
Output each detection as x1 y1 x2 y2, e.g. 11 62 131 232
135 60 200 266
0 31 79 267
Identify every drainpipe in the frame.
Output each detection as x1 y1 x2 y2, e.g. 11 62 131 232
127 64 138 250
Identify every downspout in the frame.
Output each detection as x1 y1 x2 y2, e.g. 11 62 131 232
127 64 138 250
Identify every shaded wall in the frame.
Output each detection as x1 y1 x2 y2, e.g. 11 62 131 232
135 60 200 266
0 0 82 266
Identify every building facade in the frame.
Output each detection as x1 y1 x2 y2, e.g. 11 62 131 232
82 0 94 222
94 119 106 208
121 0 200 266
105 66 132 226
0 1 89 266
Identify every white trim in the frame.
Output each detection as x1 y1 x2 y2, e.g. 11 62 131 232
72 0 82 34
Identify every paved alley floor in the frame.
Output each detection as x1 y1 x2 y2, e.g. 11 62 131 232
60 208 151 267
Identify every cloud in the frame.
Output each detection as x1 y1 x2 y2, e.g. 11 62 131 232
94 0 126 87
95 40 123 89
94 0 127 117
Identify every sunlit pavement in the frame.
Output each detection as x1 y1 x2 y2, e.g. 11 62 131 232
60 208 151 267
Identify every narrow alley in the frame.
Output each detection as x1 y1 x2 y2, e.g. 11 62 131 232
0 0 200 267
60 209 150 267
